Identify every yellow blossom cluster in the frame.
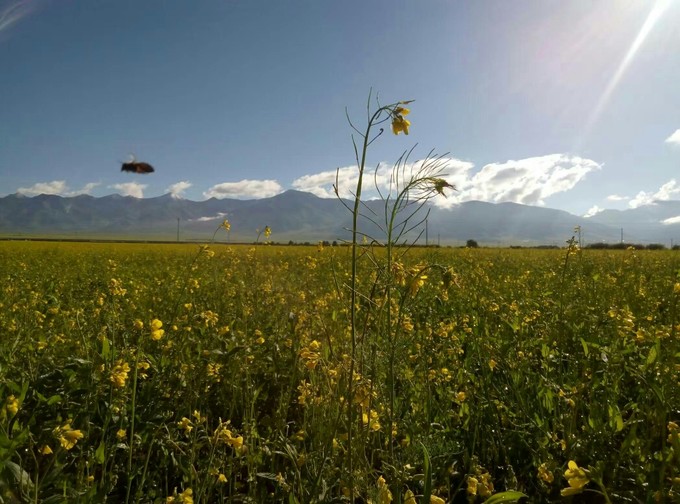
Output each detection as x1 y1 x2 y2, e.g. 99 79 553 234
538 462 554 484
466 471 494 498
300 340 322 370
4 395 19 417
561 460 590 496
53 421 84 450
214 421 244 452
110 359 131 388
391 105 411 135
166 488 193 503
150 318 164 341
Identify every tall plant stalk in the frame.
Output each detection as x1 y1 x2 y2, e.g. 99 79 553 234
336 92 454 497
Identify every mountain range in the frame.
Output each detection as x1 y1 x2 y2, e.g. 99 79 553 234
1 190 679 246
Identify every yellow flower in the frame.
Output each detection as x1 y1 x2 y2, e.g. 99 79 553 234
137 360 151 379
133 319 144 330
116 429 127 440
391 115 411 135
110 360 131 388
478 472 494 497
403 490 417 504
217 473 227 483
264 226 272 238
467 476 478 496
167 488 193 504
430 496 445 504
178 417 193 434
152 328 165 341
488 359 497 371
456 391 467 402
561 460 589 496
40 444 53 455
150 319 163 331
538 462 554 484
5 395 19 416
222 219 231 231
54 422 84 450
376 475 392 504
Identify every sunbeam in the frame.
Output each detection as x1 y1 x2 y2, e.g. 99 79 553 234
575 0 673 150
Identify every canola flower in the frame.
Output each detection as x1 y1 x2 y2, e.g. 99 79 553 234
166 488 193 503
561 460 590 496
150 318 165 341
538 462 554 484
53 421 84 450
376 475 392 504
391 105 411 135
177 417 193 434
110 359 131 388
5 395 19 416
214 421 244 451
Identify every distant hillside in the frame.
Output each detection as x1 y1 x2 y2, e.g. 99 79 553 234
1 190 679 245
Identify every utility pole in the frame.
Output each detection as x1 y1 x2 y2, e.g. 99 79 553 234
425 217 429 247
620 228 623 244
177 218 180 242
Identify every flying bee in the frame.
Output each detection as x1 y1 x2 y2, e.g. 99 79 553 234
121 155 154 174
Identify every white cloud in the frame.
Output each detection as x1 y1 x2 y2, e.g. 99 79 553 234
584 205 604 218
74 182 101 195
629 179 679 208
17 180 100 196
292 158 474 200
662 215 680 225
665 129 680 145
110 182 147 198
189 212 228 223
17 180 68 196
606 194 628 201
291 154 599 209
167 181 192 199
450 154 601 208
203 179 283 199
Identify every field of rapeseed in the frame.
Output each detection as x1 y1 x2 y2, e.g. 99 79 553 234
1 239 679 503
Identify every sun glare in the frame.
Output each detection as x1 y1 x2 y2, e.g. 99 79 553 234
576 0 673 148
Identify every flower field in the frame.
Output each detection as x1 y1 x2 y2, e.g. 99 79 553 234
1 240 679 503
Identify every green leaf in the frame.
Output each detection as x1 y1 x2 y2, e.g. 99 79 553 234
101 336 110 359
46 394 62 406
4 460 35 494
647 345 658 366
580 337 589 357
95 442 106 464
483 491 528 503
421 442 432 504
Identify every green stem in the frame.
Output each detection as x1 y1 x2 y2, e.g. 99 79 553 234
125 349 142 504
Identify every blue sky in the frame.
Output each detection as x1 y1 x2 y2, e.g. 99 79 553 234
1 0 679 217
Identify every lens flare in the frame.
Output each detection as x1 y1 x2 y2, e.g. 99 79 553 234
576 0 672 149
0 0 35 38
